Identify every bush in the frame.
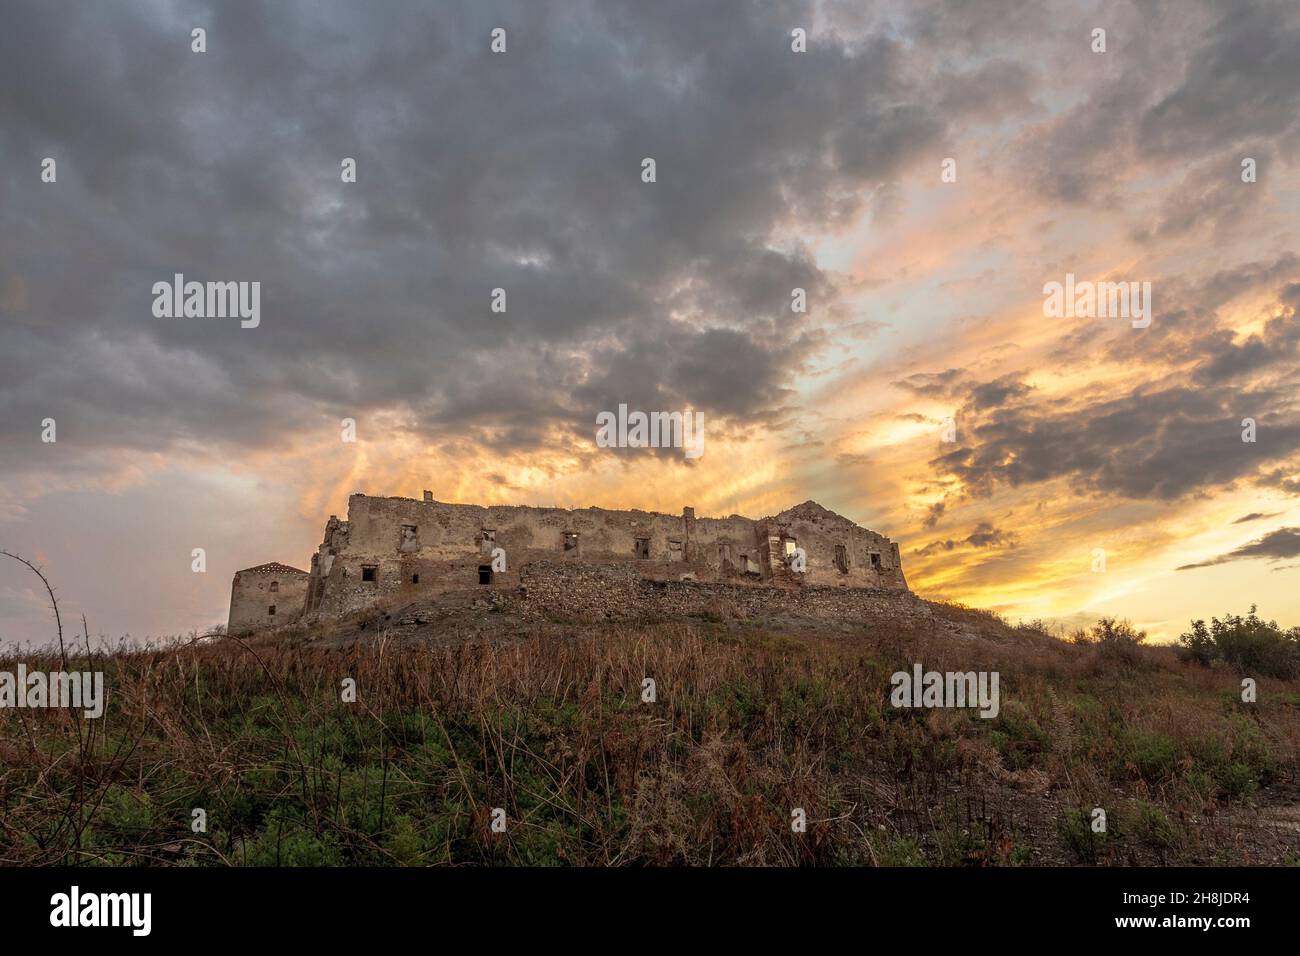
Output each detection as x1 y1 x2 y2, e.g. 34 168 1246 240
1128 802 1181 853
1072 617 1147 668
1058 807 1107 864
1177 607 1300 678
1213 762 1257 800
1123 730 1179 783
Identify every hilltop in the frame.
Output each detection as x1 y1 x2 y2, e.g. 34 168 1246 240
2 597 1297 866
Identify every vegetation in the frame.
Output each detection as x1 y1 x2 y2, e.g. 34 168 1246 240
1069 617 1148 668
1177 606 1300 679
1 607 1297 866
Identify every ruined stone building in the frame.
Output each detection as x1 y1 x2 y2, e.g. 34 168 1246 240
227 561 310 632
227 493 908 633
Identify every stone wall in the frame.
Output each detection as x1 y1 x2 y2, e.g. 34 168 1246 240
512 561 929 627
228 563 310 633
299 493 908 620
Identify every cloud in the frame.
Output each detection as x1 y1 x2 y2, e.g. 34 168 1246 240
0 0 969 487
1233 511 1282 523
914 521 1018 556
921 268 1300 505
1140 3 1300 159
1177 526 1300 569
894 368 967 399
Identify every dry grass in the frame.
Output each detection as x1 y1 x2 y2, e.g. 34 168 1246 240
1 615 1298 866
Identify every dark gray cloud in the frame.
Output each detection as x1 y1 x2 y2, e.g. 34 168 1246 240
914 521 1017 556
922 501 946 530
1140 2 1300 159
1129 147 1272 244
923 264 1300 507
935 378 1300 502
1177 526 1300 569
0 0 973 477
4 0 1298 487
1010 1 1300 206
1234 511 1283 523
968 376 1033 412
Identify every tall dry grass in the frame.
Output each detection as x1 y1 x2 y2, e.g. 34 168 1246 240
1 619 1297 866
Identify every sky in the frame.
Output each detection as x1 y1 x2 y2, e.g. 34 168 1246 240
2 0 1299 647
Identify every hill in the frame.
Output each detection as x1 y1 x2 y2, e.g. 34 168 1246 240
1 601 1297 866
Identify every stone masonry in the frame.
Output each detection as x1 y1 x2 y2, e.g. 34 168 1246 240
227 493 908 633
511 562 927 627
227 561 310 632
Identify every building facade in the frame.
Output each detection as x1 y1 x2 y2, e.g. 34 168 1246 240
228 493 907 632
227 561 310 632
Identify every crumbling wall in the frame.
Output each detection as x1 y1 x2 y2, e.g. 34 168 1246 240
515 561 642 617
514 562 927 627
291 493 910 623
228 563 309 633
773 502 908 589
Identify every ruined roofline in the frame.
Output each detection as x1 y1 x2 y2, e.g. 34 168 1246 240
235 561 309 576
346 492 890 534
229 492 908 633
349 492 692 523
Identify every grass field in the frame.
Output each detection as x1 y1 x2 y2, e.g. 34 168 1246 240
2 608 1298 866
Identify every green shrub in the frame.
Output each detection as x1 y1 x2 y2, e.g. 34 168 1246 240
874 835 925 867
1128 802 1181 852
1122 730 1179 783
1177 607 1300 678
990 701 1050 770
385 815 425 866
243 816 344 866
1058 807 1106 864
1213 762 1257 800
